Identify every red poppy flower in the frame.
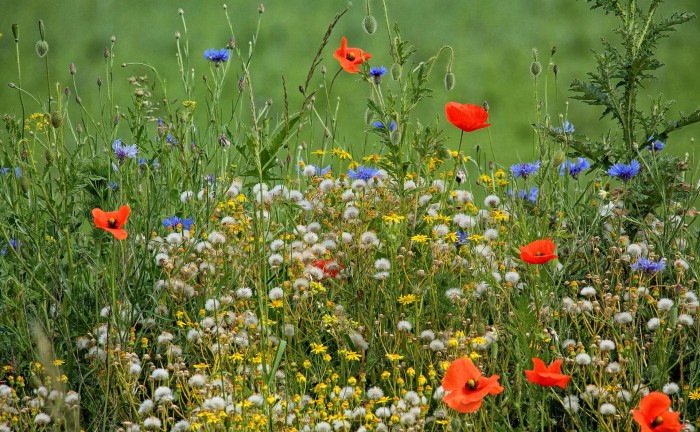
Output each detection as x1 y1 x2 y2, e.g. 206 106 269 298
519 238 558 264
524 358 571 389
333 37 372 74
445 102 491 133
632 392 682 432
311 259 342 279
442 357 504 413
92 205 130 240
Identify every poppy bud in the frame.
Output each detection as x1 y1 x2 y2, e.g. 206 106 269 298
390 63 402 81
551 46 557 57
64 87 70 98
76 95 82 104
178 8 184 15
258 3 264 14
97 77 103 87
363 15 377 35
8 83 17 89
321 65 327 75
444 72 455 91
530 61 542 77
50 111 63 129
104 47 110 59
12 24 19 42
482 100 489 112
553 64 559 76
69 63 76 75
552 150 565 167
35 40 49 58
45 148 55 165
175 31 180 40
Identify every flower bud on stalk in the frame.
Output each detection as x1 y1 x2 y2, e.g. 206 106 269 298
50 111 63 129
390 63 402 81
363 15 377 35
12 24 19 42
444 71 455 91
35 40 49 58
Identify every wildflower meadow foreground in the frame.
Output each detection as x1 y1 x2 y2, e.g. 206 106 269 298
2 1 700 431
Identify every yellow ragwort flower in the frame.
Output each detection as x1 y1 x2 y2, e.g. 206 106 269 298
385 353 404 361
410 234 429 243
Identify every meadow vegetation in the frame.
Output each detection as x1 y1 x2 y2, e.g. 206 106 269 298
1 1 700 431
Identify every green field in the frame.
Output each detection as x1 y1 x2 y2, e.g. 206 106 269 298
1 1 698 165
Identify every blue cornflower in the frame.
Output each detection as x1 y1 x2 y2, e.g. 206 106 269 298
1 239 21 255
204 48 230 64
348 165 380 181
608 160 640 181
560 157 590 179
554 121 575 133
14 167 21 178
166 134 177 146
369 66 387 84
181 218 194 230
311 165 332 176
454 230 469 249
112 139 138 162
510 160 541 179
107 181 119 191
630 257 666 274
162 216 183 229
373 121 397 132
647 136 665 152
517 186 538 203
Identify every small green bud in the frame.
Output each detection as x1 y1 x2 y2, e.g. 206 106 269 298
69 63 76 75
38 19 46 41
553 64 559 76
551 46 557 57
552 150 566 167
530 61 542 77
258 3 264 14
444 72 455 91
12 24 19 42
35 40 49 58
390 63 402 81
45 148 55 165
362 15 377 35
50 111 63 129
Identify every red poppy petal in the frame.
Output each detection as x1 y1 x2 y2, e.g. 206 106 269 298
639 392 671 419
108 228 128 240
116 205 131 225
92 208 109 227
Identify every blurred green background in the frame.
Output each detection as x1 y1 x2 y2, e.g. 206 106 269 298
1 0 698 166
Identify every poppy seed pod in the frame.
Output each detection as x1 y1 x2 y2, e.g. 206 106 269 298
363 15 377 35
390 63 402 81
444 72 455 91
530 61 542 77
35 40 49 58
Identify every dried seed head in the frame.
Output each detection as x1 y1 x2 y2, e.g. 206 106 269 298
530 61 542 77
